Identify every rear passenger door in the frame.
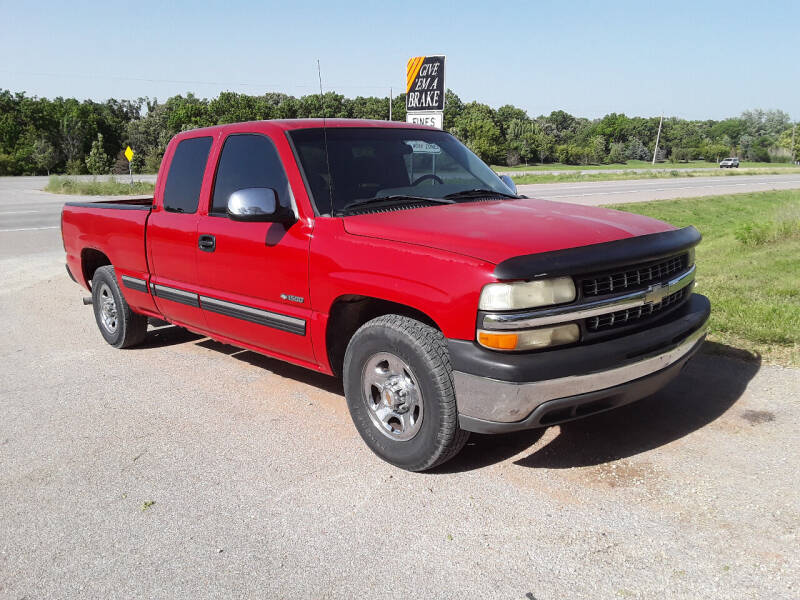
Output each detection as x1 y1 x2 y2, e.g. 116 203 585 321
147 135 213 331
195 133 315 364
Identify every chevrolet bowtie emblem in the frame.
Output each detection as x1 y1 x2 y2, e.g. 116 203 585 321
644 282 670 304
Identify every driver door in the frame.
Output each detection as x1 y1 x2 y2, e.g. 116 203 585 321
195 133 315 364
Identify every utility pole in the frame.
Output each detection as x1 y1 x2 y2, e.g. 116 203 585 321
652 115 663 166
792 123 796 164
389 87 393 121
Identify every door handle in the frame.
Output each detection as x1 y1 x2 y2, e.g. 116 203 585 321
198 234 216 252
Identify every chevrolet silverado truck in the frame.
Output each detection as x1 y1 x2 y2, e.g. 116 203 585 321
61 119 710 471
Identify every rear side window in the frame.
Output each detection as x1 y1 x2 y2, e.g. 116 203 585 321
162 136 213 213
211 134 290 215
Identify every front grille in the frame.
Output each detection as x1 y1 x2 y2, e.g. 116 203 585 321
586 288 687 331
581 253 688 297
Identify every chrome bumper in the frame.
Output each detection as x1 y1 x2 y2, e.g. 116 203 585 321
454 321 707 425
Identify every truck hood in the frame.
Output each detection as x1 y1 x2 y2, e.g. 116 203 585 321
342 198 674 265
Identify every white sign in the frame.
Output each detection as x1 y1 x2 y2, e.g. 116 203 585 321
406 141 441 154
406 112 443 130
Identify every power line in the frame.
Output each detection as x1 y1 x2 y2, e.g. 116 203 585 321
0 69 394 91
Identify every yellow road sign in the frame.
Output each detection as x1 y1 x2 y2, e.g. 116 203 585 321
124 146 134 162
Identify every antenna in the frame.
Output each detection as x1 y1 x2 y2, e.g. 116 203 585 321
317 59 334 216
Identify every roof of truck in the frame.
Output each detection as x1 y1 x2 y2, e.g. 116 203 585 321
175 119 437 138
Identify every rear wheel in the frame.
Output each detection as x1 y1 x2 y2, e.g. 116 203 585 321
343 314 469 471
91 265 147 348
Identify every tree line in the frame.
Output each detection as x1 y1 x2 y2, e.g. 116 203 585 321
0 88 796 176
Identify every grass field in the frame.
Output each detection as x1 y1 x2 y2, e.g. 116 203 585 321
609 190 800 366
511 167 800 185
45 176 155 196
493 160 798 172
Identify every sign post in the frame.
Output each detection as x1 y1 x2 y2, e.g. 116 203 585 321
124 145 134 186
405 55 445 129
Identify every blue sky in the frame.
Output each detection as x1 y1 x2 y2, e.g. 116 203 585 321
2 0 798 120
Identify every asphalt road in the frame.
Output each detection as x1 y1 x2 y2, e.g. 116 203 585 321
1 176 799 599
516 173 800 206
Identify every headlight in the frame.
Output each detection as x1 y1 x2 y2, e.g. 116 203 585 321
687 247 696 267
477 323 580 351
479 277 576 311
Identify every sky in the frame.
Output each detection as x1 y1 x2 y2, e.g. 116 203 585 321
2 0 798 121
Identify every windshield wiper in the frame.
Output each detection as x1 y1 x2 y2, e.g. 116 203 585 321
443 188 518 200
336 195 455 215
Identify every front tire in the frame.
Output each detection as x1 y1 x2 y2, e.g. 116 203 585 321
343 315 469 471
91 265 147 348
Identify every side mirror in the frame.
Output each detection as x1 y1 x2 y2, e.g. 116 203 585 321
226 188 294 223
499 174 518 195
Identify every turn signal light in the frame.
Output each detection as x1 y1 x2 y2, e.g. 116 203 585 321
477 323 580 351
478 331 519 350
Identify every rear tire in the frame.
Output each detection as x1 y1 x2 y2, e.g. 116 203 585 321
91 265 147 349
343 314 469 471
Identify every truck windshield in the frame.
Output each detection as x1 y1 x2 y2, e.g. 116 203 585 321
288 127 515 215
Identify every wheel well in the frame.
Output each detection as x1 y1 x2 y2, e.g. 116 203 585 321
326 295 440 377
81 248 111 288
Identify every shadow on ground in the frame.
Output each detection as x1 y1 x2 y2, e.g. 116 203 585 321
138 328 761 474
438 345 761 473
138 325 344 395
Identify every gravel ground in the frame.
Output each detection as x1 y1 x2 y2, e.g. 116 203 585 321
1 249 798 599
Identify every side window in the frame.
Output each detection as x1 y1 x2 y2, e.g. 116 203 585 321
162 136 213 213
211 134 291 215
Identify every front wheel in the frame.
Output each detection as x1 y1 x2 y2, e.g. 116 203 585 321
343 315 469 471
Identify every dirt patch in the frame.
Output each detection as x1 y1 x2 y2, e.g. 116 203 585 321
578 460 661 489
740 410 776 425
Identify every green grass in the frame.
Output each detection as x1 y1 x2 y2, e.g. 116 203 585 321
45 175 155 196
493 160 797 172
608 190 800 366
511 167 800 185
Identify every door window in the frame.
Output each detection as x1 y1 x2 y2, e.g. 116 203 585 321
211 134 291 215
162 136 213 213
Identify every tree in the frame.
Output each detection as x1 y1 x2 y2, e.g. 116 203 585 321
589 135 606 164
85 133 111 174
59 113 85 165
32 137 58 174
608 141 626 164
506 119 537 164
452 102 504 164
625 138 650 161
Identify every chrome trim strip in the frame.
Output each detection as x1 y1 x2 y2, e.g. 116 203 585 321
121 275 148 293
151 284 200 308
483 265 696 330
454 322 707 423
199 295 306 335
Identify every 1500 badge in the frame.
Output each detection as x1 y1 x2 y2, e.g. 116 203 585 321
280 293 304 304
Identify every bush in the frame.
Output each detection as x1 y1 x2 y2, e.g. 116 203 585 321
65 159 87 175
143 151 162 174
0 153 17 175
735 216 800 246
45 175 155 196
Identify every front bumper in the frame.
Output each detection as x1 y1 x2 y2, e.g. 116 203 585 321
451 293 710 433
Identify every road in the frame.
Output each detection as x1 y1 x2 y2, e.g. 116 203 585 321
1 175 799 599
516 173 800 206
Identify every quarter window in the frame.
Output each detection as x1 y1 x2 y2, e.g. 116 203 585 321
211 134 291 215
162 136 213 213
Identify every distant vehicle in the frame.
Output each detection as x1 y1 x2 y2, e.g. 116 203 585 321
61 119 709 471
719 157 740 168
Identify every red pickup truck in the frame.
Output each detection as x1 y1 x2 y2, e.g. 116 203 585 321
62 119 710 471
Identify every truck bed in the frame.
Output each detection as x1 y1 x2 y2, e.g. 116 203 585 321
61 198 154 293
